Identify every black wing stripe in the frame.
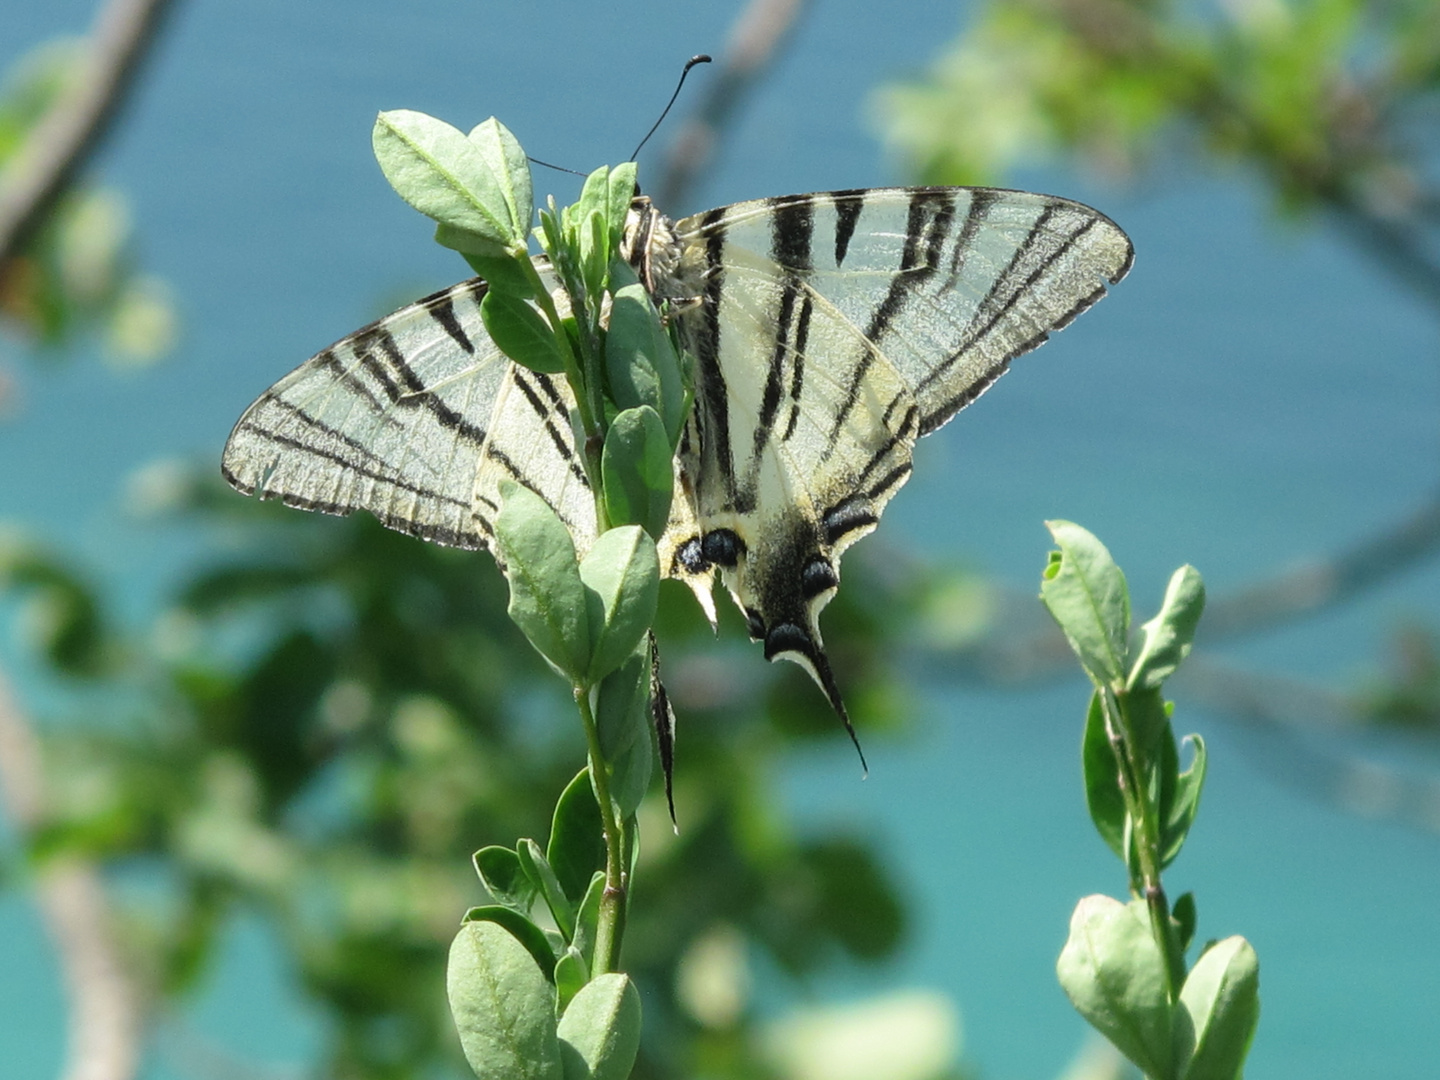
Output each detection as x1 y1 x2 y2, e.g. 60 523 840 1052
831 189 865 267
426 290 476 355
362 324 490 445
827 190 956 451
230 423 470 512
511 368 590 487
253 396 417 474
781 294 812 442
696 206 736 502
914 208 1098 400
315 348 391 416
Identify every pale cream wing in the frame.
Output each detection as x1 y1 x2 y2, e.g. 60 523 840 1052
221 268 597 555
665 187 1132 735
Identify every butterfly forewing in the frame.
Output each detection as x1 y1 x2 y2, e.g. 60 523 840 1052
221 268 594 555
677 187 1132 438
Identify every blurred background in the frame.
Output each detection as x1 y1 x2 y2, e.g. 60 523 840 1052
2 0 1438 1078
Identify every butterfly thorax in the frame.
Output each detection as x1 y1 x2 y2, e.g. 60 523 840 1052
622 196 690 302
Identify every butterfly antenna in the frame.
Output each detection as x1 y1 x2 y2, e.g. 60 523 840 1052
527 157 587 177
629 54 712 161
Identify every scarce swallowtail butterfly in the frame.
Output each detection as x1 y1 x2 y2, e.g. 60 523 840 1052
223 185 1133 746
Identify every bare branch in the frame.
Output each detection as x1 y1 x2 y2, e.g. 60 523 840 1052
652 0 811 211
0 667 143 1080
0 0 177 266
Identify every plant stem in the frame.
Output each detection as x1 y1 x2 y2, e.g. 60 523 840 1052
575 685 627 974
1101 688 1187 998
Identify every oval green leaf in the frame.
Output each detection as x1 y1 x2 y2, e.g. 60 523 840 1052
578 525 659 684
373 110 513 245
554 946 589 1017
1129 564 1206 691
468 117 533 240
1041 521 1131 690
462 905 557 983
1176 936 1260 1080
474 845 538 912
494 482 590 681
1081 690 1127 863
601 407 674 542
548 770 606 906
518 837 576 943
1161 734 1208 869
482 290 565 374
447 920 563 1080
435 226 537 297
605 282 684 446
557 973 642 1080
595 646 655 817
1056 895 1174 1079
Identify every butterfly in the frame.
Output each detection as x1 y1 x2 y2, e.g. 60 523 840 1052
223 185 1132 750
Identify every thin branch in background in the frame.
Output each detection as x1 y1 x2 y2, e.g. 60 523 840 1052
0 0 177 266
0 667 143 1080
652 0 810 211
1173 656 1440 836
936 485 1440 687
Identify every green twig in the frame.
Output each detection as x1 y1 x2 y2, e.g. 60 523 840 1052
575 686 627 974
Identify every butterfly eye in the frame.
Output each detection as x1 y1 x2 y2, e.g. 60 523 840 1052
800 555 838 599
701 528 745 567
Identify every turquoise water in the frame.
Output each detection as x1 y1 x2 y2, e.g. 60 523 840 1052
3 0 1439 1077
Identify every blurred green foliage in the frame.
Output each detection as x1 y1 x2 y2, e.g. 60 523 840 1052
7 460 918 1079
876 0 1440 222
0 40 175 366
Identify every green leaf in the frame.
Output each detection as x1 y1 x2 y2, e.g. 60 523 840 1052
518 838 576 942
468 117 533 240
462 906 558 983
435 226 537 297
1041 521 1131 690
1081 690 1127 863
578 526 659 684
474 846 538 912
548 770 606 906
372 110 514 246
482 290 565 374
1175 936 1260 1080
1126 685 1172 774
601 407 674 542
605 282 685 447
571 166 611 235
447 920 563 1080
493 483 590 681
555 946 589 1017
571 872 605 969
579 209 608 312
605 163 638 251
1129 565 1206 691
557 973 642 1080
1057 895 1174 1079
594 646 654 816
1161 735 1207 869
